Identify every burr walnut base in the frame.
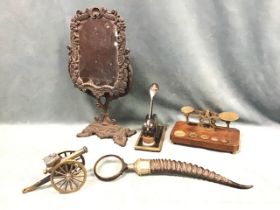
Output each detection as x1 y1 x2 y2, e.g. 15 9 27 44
170 121 240 153
77 121 136 147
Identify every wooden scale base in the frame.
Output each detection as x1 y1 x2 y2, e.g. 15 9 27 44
170 121 240 153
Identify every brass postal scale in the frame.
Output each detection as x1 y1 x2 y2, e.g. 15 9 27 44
170 106 240 153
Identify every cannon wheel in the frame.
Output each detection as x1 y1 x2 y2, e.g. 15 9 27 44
50 160 87 193
58 151 85 165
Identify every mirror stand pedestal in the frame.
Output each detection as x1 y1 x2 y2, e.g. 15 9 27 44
77 122 136 147
77 97 136 146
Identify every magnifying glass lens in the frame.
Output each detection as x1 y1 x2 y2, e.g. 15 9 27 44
94 155 124 180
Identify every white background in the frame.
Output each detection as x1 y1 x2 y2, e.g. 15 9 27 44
1 123 280 210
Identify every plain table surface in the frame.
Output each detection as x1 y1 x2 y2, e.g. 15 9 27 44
1 123 280 210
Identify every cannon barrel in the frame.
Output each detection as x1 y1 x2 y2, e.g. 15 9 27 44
62 146 88 162
43 146 88 174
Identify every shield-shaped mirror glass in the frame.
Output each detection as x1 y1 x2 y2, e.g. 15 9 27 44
79 18 118 86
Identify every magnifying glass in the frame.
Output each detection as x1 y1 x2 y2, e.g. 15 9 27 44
93 155 127 181
93 154 253 189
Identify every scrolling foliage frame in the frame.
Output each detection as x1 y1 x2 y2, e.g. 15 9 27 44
68 7 132 100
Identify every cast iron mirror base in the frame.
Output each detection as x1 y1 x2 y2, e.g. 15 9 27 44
77 121 136 147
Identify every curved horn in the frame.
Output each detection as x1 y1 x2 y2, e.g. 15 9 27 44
150 159 252 189
131 159 253 189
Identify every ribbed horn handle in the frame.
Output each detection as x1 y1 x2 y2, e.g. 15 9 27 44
150 159 253 189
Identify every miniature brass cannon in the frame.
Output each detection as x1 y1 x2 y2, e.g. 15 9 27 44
23 147 88 194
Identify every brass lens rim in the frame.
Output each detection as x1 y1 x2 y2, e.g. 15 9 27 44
93 154 127 181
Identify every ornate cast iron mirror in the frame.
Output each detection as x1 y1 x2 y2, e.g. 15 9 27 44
68 7 136 146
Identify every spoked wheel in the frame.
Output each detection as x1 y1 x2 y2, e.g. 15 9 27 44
50 160 87 193
58 151 85 165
